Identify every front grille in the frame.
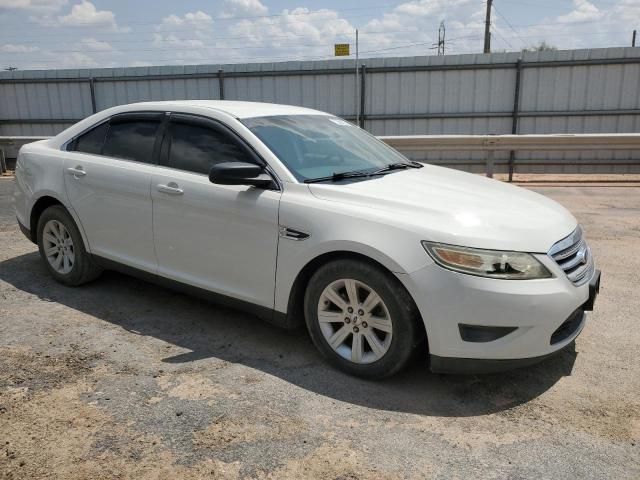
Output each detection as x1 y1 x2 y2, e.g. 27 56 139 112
548 226 594 286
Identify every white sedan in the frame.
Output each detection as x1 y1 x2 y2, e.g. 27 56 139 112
13 101 600 378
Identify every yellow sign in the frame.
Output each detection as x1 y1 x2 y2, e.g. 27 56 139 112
334 44 350 56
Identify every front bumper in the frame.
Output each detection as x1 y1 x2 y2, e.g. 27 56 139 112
430 336 578 374
398 253 600 373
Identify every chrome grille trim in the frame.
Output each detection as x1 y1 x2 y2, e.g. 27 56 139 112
548 226 594 287
557 242 589 270
552 239 585 261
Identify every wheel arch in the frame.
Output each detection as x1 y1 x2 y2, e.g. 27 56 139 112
30 194 90 250
282 250 425 341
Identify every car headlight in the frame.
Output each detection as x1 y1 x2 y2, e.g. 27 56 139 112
421 241 552 280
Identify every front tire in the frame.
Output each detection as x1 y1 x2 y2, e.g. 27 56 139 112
304 259 423 379
37 205 102 286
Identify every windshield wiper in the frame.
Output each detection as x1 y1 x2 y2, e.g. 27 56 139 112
372 161 423 174
303 162 423 184
304 170 376 184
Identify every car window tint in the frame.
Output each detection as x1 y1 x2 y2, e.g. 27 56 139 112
102 121 160 164
72 122 108 155
168 122 253 175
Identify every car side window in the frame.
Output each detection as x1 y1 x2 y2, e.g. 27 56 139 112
102 120 160 164
70 122 108 155
167 121 255 175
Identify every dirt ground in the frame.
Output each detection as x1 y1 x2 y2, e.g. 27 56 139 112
0 176 639 479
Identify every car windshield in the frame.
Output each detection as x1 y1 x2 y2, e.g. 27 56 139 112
241 115 411 182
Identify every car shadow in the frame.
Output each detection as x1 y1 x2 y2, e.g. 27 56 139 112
0 251 577 417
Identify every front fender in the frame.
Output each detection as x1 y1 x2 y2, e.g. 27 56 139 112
274 185 432 313
274 239 411 314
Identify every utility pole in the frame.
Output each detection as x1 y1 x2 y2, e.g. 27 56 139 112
437 21 446 55
355 29 360 127
633 30 637 47
483 0 493 54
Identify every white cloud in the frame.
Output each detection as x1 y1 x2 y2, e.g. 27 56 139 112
25 50 103 69
152 33 206 49
556 0 602 24
19 45 121 70
0 0 66 11
221 0 268 18
146 1 479 65
79 37 114 52
359 0 482 56
63 51 99 67
1 43 40 52
493 0 638 51
129 60 154 67
57 0 125 31
159 10 212 29
228 7 353 55
394 0 470 17
153 10 214 57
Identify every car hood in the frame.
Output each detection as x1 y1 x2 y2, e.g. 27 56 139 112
307 165 577 253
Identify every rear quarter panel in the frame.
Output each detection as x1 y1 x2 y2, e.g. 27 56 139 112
14 141 88 248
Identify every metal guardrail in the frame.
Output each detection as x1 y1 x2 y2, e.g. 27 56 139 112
2 133 640 180
379 133 640 180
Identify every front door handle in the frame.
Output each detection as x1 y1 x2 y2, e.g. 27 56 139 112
157 183 184 195
66 166 86 178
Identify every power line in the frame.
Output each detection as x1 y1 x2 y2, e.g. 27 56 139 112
498 0 638 7
3 26 631 61
492 2 526 48
11 35 635 69
2 28 439 46
491 26 514 49
4 35 487 66
2 22 632 54
1 40 375 55
2 16 631 44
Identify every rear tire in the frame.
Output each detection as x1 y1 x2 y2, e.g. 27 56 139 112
37 205 102 286
304 259 423 379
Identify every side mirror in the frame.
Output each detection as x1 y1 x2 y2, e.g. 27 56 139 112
209 162 274 188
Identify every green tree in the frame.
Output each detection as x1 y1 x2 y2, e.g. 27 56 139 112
525 41 557 52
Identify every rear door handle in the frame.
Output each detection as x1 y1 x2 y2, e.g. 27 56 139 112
66 166 86 178
157 183 184 195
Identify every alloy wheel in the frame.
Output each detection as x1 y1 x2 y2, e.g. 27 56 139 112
42 219 75 274
317 278 393 364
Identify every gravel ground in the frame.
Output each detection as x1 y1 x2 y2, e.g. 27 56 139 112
0 176 639 479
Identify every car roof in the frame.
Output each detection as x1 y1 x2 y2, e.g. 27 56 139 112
123 100 331 119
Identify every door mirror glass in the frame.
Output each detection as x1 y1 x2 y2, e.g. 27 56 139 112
209 162 273 188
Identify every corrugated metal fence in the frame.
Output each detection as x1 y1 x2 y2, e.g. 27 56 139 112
1 47 639 174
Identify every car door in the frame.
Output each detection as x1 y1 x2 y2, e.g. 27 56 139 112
151 114 282 308
63 112 163 273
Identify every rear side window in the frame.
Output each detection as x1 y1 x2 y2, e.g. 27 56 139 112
72 122 108 155
167 122 254 175
102 120 160 164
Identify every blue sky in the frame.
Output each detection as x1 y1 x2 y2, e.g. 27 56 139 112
0 0 638 70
